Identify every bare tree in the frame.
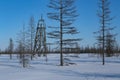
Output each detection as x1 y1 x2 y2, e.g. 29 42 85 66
0 49 1 55
26 16 35 60
16 24 30 68
8 38 14 59
47 0 79 66
95 0 116 65
106 30 116 57
16 40 24 59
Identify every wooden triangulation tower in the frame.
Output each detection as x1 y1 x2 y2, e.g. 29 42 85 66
34 16 47 56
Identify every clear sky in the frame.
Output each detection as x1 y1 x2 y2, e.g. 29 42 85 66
0 0 120 50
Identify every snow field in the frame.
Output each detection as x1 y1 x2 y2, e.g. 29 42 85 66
0 54 120 80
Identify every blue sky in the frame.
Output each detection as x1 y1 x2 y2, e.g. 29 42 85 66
0 0 120 50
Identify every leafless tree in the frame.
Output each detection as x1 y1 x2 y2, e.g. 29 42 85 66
26 16 35 60
8 38 14 59
106 30 116 57
16 24 30 68
95 0 116 65
47 0 80 66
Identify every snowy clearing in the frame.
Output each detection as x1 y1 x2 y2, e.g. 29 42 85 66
0 54 120 80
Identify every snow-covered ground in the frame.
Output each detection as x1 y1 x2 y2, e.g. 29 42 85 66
0 54 120 80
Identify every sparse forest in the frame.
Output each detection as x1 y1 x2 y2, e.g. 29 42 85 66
0 0 120 80
0 0 120 67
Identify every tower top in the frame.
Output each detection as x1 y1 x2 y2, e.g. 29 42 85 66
40 14 44 22
38 15 46 28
